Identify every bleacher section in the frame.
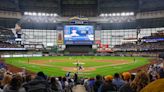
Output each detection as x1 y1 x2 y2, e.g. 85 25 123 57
113 31 164 52
0 27 15 41
0 27 25 51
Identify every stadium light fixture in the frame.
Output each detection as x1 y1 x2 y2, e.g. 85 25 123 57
104 13 108 17
42 13 46 16
112 13 116 16
129 12 134 16
53 13 57 17
121 12 126 16
24 12 58 17
99 12 134 17
102 13 105 17
50 13 53 16
46 13 49 16
99 13 105 17
116 13 120 16
32 12 37 16
108 13 110 16
24 12 29 15
38 12 42 16
28 12 33 16
125 12 130 16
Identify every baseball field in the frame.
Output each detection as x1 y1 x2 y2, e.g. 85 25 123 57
4 56 150 77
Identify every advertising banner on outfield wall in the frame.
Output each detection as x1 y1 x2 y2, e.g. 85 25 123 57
57 31 64 45
97 44 112 52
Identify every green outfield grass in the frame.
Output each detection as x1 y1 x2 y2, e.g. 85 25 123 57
4 56 150 77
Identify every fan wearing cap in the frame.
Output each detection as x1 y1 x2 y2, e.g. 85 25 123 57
98 75 117 92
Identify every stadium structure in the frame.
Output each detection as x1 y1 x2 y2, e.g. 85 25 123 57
0 0 164 56
0 0 164 92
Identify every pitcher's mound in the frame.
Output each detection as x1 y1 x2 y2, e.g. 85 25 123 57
62 67 96 72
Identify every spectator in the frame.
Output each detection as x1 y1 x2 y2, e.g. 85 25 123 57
93 75 103 92
62 77 69 92
68 79 74 92
87 78 95 92
140 78 164 92
83 78 89 91
159 68 164 78
122 72 131 83
57 76 63 91
0 41 20 48
24 74 32 83
74 73 78 85
65 72 71 79
1 73 12 88
98 75 117 92
23 71 51 92
50 77 62 92
130 70 150 92
112 73 125 90
3 74 26 92
119 73 135 92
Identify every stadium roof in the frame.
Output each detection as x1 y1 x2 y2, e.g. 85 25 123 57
0 0 164 29
0 0 164 17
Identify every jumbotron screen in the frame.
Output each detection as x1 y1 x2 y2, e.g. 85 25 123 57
64 25 94 45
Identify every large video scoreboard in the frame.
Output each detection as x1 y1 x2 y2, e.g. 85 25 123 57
64 25 94 45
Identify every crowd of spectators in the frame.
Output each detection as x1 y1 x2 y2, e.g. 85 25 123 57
0 28 15 41
0 60 163 92
110 52 160 57
0 41 20 48
138 42 164 51
113 43 137 51
113 41 164 52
